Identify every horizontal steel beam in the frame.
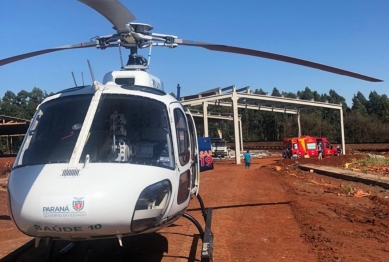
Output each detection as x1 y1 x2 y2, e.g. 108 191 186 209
190 112 241 120
237 93 342 110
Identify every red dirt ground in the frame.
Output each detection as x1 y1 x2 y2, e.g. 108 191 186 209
1 153 389 261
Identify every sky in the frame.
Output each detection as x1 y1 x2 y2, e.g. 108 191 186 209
1 0 388 107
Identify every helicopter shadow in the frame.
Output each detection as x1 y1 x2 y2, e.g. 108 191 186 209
162 234 200 262
83 232 200 262
24 232 200 262
187 200 290 212
80 233 170 262
85 233 200 262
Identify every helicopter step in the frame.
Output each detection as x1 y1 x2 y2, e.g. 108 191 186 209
183 194 214 262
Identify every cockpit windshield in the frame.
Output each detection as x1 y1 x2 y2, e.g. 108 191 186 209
15 94 92 166
14 93 175 169
79 94 174 168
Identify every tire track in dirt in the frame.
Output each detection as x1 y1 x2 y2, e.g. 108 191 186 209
273 161 389 262
200 160 317 261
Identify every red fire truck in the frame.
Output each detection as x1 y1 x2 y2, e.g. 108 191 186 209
282 136 338 158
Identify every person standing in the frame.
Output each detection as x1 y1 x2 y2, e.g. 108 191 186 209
244 150 252 169
317 143 323 160
337 145 342 156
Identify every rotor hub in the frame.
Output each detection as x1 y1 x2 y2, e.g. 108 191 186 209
127 23 153 34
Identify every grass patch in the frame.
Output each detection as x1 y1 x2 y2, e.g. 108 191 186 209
351 157 389 167
340 184 354 194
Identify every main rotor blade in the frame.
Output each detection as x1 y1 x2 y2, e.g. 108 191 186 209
178 40 382 82
79 0 136 33
0 42 96 66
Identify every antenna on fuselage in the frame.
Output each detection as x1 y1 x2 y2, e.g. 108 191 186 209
87 60 96 83
87 60 98 91
71 72 78 87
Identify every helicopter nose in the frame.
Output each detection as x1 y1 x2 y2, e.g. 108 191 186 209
8 164 175 239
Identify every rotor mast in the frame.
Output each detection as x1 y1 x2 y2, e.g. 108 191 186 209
124 46 148 70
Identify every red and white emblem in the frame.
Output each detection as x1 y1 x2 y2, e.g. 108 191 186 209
72 197 85 211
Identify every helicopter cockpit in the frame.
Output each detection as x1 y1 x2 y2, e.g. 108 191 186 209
14 92 175 169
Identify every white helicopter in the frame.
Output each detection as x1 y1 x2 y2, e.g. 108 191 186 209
1 0 382 260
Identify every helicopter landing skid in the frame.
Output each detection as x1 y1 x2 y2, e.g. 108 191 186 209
183 194 213 262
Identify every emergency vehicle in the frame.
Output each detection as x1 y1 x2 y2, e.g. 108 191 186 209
282 136 338 158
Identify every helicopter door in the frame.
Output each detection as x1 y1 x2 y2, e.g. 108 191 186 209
171 104 193 205
185 109 200 195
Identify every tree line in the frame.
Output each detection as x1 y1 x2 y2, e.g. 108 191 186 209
186 87 389 144
0 88 52 153
0 86 388 153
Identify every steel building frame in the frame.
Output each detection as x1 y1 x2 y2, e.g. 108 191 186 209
181 86 344 164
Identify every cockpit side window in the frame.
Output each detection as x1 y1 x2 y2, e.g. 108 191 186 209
174 109 190 166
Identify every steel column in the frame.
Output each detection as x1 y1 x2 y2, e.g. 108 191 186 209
340 107 346 154
203 102 208 137
239 120 243 151
297 110 301 137
232 86 240 164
